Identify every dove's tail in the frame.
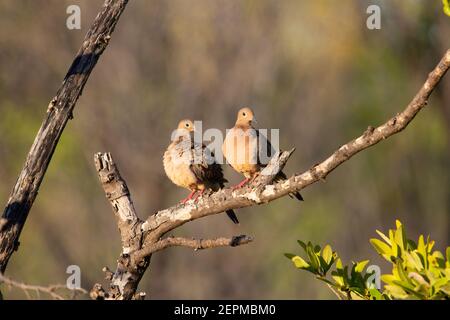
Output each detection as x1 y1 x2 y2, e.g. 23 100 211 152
276 171 304 202
226 210 240 224
288 191 304 201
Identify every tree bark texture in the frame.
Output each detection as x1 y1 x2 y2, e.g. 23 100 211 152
0 0 129 273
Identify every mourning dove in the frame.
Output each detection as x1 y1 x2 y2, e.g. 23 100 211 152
163 119 239 224
222 107 303 201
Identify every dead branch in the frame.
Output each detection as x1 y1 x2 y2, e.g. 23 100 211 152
93 49 450 300
93 152 149 300
93 152 253 299
0 273 88 300
0 0 129 274
134 235 253 260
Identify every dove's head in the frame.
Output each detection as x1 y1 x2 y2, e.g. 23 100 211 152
235 107 256 127
177 119 195 132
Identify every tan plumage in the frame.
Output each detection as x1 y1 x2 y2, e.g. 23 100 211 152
222 107 303 201
222 108 260 179
164 119 239 224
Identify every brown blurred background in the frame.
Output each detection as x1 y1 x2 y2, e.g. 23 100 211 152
0 0 449 299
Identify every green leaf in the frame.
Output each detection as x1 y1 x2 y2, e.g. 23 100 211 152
391 242 399 259
355 260 369 273
332 274 345 287
446 247 450 268
418 235 426 255
443 0 450 17
336 258 343 270
376 230 391 245
428 238 435 252
395 262 413 286
297 240 307 251
331 266 347 287
385 284 408 299
322 245 333 265
381 274 398 285
431 251 445 268
291 255 310 269
404 252 423 271
368 288 383 300
407 239 417 250
394 223 406 251
306 244 320 271
284 253 295 259
370 238 391 259
314 245 321 253
417 235 428 269
389 230 395 246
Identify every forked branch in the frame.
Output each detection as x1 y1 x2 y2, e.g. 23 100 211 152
133 235 254 261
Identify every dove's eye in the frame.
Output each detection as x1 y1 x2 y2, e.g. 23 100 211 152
185 123 190 127
242 112 247 117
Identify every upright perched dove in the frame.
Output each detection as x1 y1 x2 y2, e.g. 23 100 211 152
222 107 303 201
163 119 239 224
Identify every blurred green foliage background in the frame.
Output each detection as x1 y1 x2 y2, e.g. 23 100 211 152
0 0 449 299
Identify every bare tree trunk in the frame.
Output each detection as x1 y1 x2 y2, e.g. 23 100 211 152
0 0 129 273
92 153 150 300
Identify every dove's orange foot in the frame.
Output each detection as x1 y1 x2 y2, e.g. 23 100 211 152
232 178 250 190
192 189 205 202
181 190 197 204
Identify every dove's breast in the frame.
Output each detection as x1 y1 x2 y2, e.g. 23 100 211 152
163 143 199 190
222 127 260 177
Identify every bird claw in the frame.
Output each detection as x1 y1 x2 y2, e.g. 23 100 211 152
232 178 250 190
192 190 205 202
181 190 197 204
